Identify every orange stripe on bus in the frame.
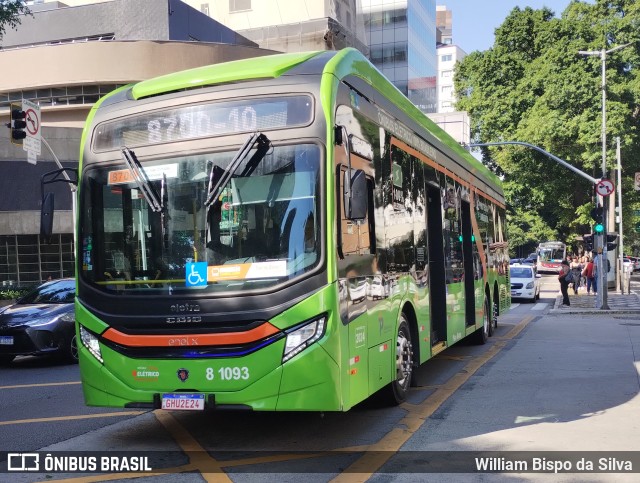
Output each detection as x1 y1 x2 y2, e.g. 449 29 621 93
102 322 280 347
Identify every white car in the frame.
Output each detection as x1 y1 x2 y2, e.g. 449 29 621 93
367 276 386 300
510 263 541 302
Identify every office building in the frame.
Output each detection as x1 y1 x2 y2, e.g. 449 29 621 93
362 0 438 114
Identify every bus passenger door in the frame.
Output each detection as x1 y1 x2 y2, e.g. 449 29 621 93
461 200 476 327
426 184 447 350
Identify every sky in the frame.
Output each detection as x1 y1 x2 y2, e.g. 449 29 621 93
440 0 590 53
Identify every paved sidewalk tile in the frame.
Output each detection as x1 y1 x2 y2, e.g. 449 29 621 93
550 291 640 314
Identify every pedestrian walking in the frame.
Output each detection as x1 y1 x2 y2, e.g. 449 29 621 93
582 256 597 295
570 257 582 294
558 259 571 306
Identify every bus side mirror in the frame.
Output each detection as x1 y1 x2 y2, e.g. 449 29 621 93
41 192 55 242
344 169 367 221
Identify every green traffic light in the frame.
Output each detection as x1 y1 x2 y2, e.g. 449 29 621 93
594 223 604 233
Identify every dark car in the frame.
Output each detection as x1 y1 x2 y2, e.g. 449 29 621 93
0 278 76 364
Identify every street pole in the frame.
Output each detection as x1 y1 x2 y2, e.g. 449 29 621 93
578 42 633 309
600 48 610 309
616 137 624 293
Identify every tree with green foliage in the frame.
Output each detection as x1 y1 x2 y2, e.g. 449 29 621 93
455 0 640 256
0 1 29 41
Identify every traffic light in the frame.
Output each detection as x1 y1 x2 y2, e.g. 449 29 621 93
606 233 618 251
591 205 604 233
9 103 27 143
583 233 594 252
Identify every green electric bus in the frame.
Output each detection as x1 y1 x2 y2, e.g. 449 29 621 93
50 48 510 411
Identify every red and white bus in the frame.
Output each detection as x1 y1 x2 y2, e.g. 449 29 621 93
536 241 567 273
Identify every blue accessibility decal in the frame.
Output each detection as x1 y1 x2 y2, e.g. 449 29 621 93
185 262 207 287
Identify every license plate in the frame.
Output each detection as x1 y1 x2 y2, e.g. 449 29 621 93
0 336 13 345
161 393 205 411
511 290 517 295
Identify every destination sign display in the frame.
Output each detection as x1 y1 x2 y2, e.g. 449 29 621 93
93 95 313 151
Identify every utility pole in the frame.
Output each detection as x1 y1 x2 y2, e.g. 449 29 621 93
616 137 624 293
578 42 633 309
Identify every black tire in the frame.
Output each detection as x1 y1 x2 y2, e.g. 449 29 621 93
0 355 15 365
59 333 79 364
475 297 491 344
381 314 414 405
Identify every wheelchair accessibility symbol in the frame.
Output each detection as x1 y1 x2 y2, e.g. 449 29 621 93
186 262 208 287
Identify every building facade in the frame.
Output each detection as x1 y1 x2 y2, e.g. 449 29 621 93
427 4 469 146
435 4 451 45
436 43 465 113
1 0 274 286
39 0 370 54
362 0 438 113
190 0 368 54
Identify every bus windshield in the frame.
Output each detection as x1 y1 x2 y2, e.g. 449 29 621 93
538 247 564 262
79 143 321 294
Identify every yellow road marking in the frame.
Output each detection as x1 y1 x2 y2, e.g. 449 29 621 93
48 411 233 482
0 381 81 390
0 411 143 426
154 410 232 483
330 315 535 482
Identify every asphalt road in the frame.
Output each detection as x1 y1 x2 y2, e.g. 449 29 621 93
0 273 638 481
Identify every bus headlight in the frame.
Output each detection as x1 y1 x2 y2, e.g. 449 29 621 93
282 316 326 363
80 326 103 363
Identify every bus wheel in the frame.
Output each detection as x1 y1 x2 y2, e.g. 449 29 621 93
492 298 499 329
382 314 414 405
475 297 491 344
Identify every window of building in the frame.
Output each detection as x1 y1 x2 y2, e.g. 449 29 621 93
0 84 124 110
441 70 452 78
441 54 452 62
229 0 251 12
200 4 209 16
441 101 452 108
394 43 407 62
370 46 383 64
370 11 383 28
441 85 452 95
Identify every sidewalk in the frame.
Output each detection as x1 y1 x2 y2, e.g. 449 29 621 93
550 290 640 314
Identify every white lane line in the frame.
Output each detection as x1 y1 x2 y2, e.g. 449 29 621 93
532 302 548 310
510 303 520 309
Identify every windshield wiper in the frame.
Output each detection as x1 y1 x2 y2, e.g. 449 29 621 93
121 147 162 213
204 132 271 208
